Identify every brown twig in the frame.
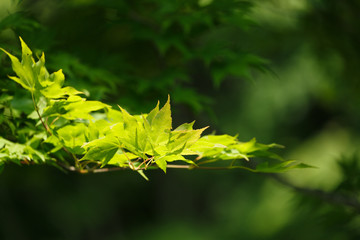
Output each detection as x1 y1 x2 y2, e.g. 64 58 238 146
56 163 244 174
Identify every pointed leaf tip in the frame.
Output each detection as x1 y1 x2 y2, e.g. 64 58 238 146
19 37 32 55
137 170 149 181
155 157 167 173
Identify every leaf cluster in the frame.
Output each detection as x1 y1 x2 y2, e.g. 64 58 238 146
0 38 309 178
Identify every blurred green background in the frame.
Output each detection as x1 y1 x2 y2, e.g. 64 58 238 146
1 0 360 239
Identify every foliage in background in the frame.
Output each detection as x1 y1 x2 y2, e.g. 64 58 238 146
1 0 267 115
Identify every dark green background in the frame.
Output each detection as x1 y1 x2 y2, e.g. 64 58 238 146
1 0 360 239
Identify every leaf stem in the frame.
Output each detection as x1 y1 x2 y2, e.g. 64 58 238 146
31 92 81 170
49 116 60 127
119 147 136 170
31 92 50 134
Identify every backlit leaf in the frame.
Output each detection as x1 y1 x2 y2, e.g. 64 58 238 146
82 136 121 166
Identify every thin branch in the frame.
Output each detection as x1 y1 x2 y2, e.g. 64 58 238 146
56 163 242 174
119 147 136 170
55 161 360 213
31 92 82 170
270 174 360 213
135 157 149 170
49 116 60 128
31 92 51 134
145 156 154 169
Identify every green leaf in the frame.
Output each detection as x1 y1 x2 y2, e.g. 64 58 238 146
1 37 83 101
168 126 208 154
41 70 82 98
0 137 48 164
189 136 228 156
44 135 63 153
115 107 148 157
174 121 195 131
85 119 112 141
137 170 149 181
107 151 139 167
146 101 160 124
106 108 123 123
145 97 172 147
152 96 172 132
43 98 108 120
119 106 138 132
254 160 313 173
154 154 195 173
232 138 283 160
82 136 121 166
54 123 89 154
62 100 109 120
190 135 283 162
162 154 195 165
155 156 167 173
0 46 35 91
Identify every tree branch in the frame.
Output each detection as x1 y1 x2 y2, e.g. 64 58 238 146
270 174 360 213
